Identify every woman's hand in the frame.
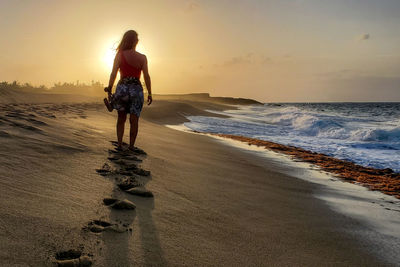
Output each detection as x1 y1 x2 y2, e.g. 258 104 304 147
147 95 153 105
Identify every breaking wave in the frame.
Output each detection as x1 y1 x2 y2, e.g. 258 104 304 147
184 102 400 172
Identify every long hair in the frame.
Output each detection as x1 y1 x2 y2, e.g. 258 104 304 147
116 30 138 52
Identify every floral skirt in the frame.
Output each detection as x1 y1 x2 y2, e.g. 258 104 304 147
111 77 144 117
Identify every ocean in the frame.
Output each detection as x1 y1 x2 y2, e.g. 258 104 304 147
183 102 400 172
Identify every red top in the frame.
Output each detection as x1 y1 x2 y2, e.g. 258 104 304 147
119 51 141 79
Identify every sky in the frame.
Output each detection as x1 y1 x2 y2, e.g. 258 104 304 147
0 0 399 102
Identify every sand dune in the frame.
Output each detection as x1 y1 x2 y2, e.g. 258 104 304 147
0 87 97 104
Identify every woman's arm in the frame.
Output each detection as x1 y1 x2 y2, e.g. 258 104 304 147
106 52 121 92
142 55 152 105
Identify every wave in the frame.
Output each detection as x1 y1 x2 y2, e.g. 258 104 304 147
184 103 400 172
239 107 400 142
351 127 400 142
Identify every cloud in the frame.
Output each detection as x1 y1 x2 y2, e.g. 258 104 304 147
357 33 370 41
316 69 353 79
221 53 272 67
184 1 200 13
223 55 252 66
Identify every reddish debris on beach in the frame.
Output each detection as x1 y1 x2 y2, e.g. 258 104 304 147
210 133 400 199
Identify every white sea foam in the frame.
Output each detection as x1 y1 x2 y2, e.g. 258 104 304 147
184 103 400 171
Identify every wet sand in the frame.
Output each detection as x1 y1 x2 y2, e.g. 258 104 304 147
0 98 393 266
208 133 400 199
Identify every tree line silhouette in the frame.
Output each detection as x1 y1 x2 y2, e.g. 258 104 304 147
0 80 105 97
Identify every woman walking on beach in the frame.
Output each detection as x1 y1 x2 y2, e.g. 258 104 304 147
105 30 152 151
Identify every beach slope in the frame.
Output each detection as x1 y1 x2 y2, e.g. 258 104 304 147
0 96 386 265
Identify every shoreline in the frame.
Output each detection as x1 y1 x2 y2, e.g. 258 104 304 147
1 101 398 265
205 133 400 199
141 99 400 199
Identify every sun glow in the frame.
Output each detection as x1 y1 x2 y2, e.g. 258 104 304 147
136 43 148 56
101 38 150 72
102 45 117 70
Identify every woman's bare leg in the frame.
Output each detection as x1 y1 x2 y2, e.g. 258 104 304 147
117 111 127 148
129 114 139 148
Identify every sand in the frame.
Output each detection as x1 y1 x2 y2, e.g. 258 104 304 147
208 133 400 199
0 95 393 266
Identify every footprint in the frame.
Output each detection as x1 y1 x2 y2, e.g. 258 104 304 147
56 250 82 260
130 147 147 155
109 141 147 155
117 177 141 191
97 163 150 178
55 250 92 266
85 220 130 233
109 159 130 166
107 155 121 162
108 151 142 162
118 155 142 162
96 163 112 175
117 166 151 176
125 187 154 198
103 198 136 210
110 141 128 147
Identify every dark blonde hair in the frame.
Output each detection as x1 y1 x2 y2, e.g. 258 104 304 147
117 30 138 52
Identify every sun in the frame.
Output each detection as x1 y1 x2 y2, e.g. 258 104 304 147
102 44 117 70
101 38 149 71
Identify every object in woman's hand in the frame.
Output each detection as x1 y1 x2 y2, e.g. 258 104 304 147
104 98 113 112
104 86 111 93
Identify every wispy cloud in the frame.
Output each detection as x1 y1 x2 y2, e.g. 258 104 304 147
221 53 272 67
184 0 200 13
357 33 370 41
315 69 353 79
223 55 252 66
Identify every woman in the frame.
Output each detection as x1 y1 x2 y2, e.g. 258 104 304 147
104 30 152 151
